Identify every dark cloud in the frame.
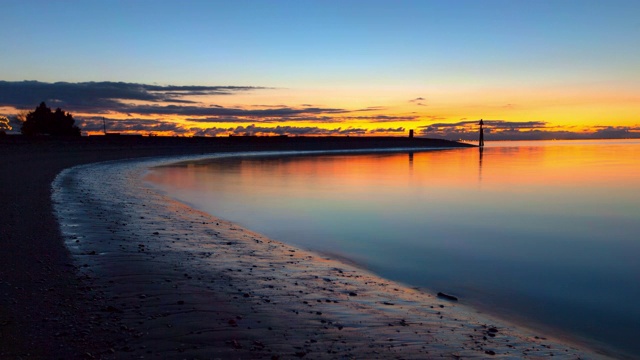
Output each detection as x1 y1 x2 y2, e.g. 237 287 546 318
77 117 187 134
0 81 354 120
191 127 235 137
420 120 640 141
186 117 265 124
422 120 547 130
72 115 640 140
184 114 418 125
0 81 263 112
409 97 427 106
373 127 406 133
0 81 406 130
420 119 550 140
357 106 387 112
76 117 405 137
342 115 419 123
120 104 349 117
248 104 289 108
185 115 341 124
276 116 342 123
591 126 640 138
227 125 407 137
279 115 418 123
227 125 405 137
231 124 369 136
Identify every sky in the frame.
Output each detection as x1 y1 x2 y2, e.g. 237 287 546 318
1 0 639 139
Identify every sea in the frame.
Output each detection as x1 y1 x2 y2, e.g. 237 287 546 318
144 139 640 356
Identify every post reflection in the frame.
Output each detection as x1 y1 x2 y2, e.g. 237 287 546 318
478 146 483 184
408 152 414 171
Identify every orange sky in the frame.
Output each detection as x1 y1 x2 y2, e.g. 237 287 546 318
80 84 640 139
2 81 638 140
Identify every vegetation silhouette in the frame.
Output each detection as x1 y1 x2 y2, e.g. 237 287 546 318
21 102 81 136
0 116 10 136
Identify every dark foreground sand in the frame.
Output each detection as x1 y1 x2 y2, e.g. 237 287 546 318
0 136 612 359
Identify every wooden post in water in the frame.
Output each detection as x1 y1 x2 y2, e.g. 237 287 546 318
409 129 414 138
479 119 484 148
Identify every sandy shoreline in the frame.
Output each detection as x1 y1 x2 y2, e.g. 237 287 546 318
54 156 611 359
0 136 614 359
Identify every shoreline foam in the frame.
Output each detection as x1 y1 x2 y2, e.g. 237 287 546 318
52 154 612 359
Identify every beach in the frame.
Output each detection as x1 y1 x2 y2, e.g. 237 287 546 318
1 136 611 359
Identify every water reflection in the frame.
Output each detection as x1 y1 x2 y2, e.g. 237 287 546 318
146 140 640 356
478 147 483 183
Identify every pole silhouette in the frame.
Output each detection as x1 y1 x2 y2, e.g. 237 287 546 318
479 119 484 148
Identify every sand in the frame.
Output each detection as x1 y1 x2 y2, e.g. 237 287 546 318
0 136 613 359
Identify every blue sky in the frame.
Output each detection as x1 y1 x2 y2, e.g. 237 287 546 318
1 0 639 138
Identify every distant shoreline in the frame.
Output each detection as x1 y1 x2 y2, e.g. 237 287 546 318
0 134 474 154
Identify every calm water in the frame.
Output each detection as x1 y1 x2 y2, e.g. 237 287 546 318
146 139 640 356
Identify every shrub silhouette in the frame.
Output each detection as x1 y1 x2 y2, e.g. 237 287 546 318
0 116 10 136
21 102 81 136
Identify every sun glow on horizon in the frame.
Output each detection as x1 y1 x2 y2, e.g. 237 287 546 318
3 80 636 140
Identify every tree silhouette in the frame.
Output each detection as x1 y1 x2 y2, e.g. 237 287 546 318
21 102 81 136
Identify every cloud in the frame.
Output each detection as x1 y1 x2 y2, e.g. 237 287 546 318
0 81 264 112
0 81 359 120
0 81 418 136
373 127 406 133
420 119 551 140
76 117 407 137
342 115 419 123
119 104 349 117
422 119 547 130
409 97 427 106
185 115 342 124
419 119 640 141
227 125 405 137
357 106 387 111
77 117 187 134
591 126 640 138
0 81 420 136
190 128 234 137
232 124 368 136
184 114 419 125
6 81 634 140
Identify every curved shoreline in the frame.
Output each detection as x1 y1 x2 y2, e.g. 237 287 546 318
0 137 616 359
53 154 610 359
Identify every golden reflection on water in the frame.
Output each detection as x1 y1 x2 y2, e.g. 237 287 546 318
148 140 640 212
146 140 640 355
148 139 640 233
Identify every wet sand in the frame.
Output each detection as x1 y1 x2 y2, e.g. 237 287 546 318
0 136 612 359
